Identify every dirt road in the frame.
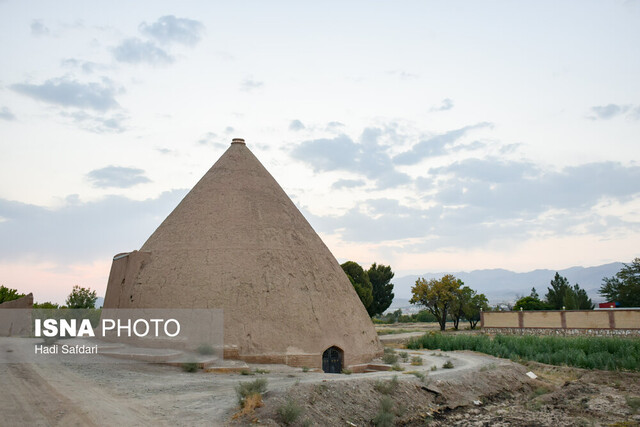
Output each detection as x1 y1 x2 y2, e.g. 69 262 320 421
0 344 506 426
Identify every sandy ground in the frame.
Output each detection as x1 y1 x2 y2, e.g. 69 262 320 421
0 337 502 426
2 337 639 426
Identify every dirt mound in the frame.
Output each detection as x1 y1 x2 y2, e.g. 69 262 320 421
429 363 640 426
234 363 534 425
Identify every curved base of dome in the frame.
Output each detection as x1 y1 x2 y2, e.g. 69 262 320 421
223 345 383 369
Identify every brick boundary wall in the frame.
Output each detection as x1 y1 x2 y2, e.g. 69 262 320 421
481 309 640 334
482 327 640 338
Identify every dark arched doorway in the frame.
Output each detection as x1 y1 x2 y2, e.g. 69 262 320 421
322 346 343 373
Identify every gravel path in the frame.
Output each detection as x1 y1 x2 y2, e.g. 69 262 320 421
0 337 509 426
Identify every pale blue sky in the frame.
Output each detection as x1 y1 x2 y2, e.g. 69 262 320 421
1 1 639 302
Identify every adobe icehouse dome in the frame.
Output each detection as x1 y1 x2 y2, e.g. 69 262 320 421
104 138 382 370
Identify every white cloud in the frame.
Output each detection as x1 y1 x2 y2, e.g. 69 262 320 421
11 77 121 111
87 166 151 188
430 98 454 112
139 15 204 46
30 19 50 36
112 38 174 65
0 106 15 121
289 119 305 131
0 190 188 263
241 77 264 92
290 129 411 190
393 122 492 165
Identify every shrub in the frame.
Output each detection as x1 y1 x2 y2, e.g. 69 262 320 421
232 393 264 419
278 398 304 425
442 360 454 369
374 376 398 395
533 386 551 397
391 363 404 371
302 366 310 372
342 368 353 375
411 371 425 381
196 343 214 355
181 362 199 372
254 369 270 374
627 396 640 414
314 383 328 393
398 351 409 361
430 365 437 371
236 378 268 406
410 356 423 366
382 353 398 364
373 396 395 427
240 369 254 376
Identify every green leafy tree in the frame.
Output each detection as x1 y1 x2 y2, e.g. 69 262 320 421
571 284 594 310
65 285 98 309
600 258 640 307
367 263 395 317
0 285 26 304
545 273 593 310
341 261 373 314
545 273 570 309
463 292 490 329
450 286 474 330
409 274 463 331
513 296 548 311
415 310 437 323
514 287 549 310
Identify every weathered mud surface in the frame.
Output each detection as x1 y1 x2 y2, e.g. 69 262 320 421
238 360 640 426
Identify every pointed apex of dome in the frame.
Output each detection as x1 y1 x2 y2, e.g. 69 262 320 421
231 138 245 145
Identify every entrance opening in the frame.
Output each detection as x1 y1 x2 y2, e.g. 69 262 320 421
322 346 343 373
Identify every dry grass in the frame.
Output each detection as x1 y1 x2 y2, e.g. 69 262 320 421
231 393 264 419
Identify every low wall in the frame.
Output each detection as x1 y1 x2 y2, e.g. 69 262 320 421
0 294 34 337
482 327 640 337
481 309 639 336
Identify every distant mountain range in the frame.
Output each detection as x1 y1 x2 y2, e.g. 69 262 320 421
389 262 624 311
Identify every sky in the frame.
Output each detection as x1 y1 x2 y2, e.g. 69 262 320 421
1 1 639 304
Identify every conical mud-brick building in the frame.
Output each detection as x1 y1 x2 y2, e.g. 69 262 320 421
104 138 382 370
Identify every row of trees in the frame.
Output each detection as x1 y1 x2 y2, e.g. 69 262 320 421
409 274 489 331
513 258 640 310
514 273 594 310
0 285 98 309
340 261 395 317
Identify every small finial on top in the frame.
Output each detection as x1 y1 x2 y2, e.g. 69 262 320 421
231 138 245 145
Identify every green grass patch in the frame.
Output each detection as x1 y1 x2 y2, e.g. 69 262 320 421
407 333 640 372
